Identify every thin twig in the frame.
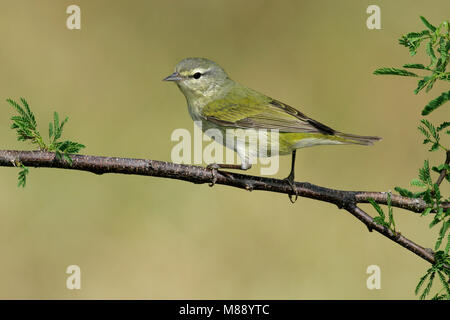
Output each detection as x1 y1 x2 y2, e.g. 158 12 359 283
435 150 450 187
0 150 448 269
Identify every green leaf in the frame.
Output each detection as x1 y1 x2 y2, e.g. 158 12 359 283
431 293 447 300
64 141 85 154
437 271 450 296
55 140 85 154
7 98 43 147
430 208 444 228
373 216 388 228
398 38 410 49
53 112 60 140
414 76 433 94
19 98 36 128
415 271 430 295
432 164 450 174
438 37 449 62
49 122 53 139
419 120 439 145
17 164 29 188
373 68 418 77
394 186 415 198
7 99 29 123
426 42 437 66
419 160 432 185
406 30 430 39
446 234 450 254
425 78 437 92
423 189 433 204
418 126 431 140
410 178 426 187
62 153 73 165
422 91 450 115
387 192 395 230
399 30 430 56
437 122 450 132
435 220 449 250
59 116 69 135
55 150 62 161
368 198 385 219
420 16 437 32
421 207 432 216
433 183 442 203
430 143 440 151
403 63 427 69
420 271 435 300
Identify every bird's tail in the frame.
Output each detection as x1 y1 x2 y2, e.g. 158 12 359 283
335 132 382 146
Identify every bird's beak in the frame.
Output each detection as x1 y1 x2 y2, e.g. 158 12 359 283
163 72 182 82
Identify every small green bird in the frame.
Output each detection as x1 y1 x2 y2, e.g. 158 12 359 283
164 58 381 201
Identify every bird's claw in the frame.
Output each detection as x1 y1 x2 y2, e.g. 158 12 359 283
284 177 299 203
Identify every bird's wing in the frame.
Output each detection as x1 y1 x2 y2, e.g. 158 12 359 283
200 87 335 135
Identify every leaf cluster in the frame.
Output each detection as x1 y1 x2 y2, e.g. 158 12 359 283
7 98 45 149
373 16 450 115
418 119 449 153
399 158 450 300
375 16 449 300
415 251 450 300
368 192 396 231
7 98 85 186
395 155 449 300
47 112 85 164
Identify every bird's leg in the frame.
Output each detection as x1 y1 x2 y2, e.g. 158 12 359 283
283 150 299 203
206 163 252 187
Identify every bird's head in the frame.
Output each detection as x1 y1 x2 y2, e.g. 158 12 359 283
163 58 229 100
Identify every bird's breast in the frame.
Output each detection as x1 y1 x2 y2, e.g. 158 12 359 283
186 101 204 122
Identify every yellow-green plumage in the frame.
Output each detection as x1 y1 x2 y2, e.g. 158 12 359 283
164 57 381 169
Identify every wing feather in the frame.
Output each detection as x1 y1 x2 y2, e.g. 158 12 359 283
201 87 335 135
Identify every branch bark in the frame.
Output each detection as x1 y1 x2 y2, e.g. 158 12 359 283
0 149 448 269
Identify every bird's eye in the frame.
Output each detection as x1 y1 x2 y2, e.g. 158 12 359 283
193 72 202 79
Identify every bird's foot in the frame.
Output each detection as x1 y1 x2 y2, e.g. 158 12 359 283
283 175 299 203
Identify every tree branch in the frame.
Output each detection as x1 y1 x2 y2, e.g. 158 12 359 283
0 149 448 269
435 150 450 187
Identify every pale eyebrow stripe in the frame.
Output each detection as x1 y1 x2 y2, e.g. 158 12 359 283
188 69 211 77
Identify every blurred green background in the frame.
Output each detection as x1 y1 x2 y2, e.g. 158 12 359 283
0 0 448 299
